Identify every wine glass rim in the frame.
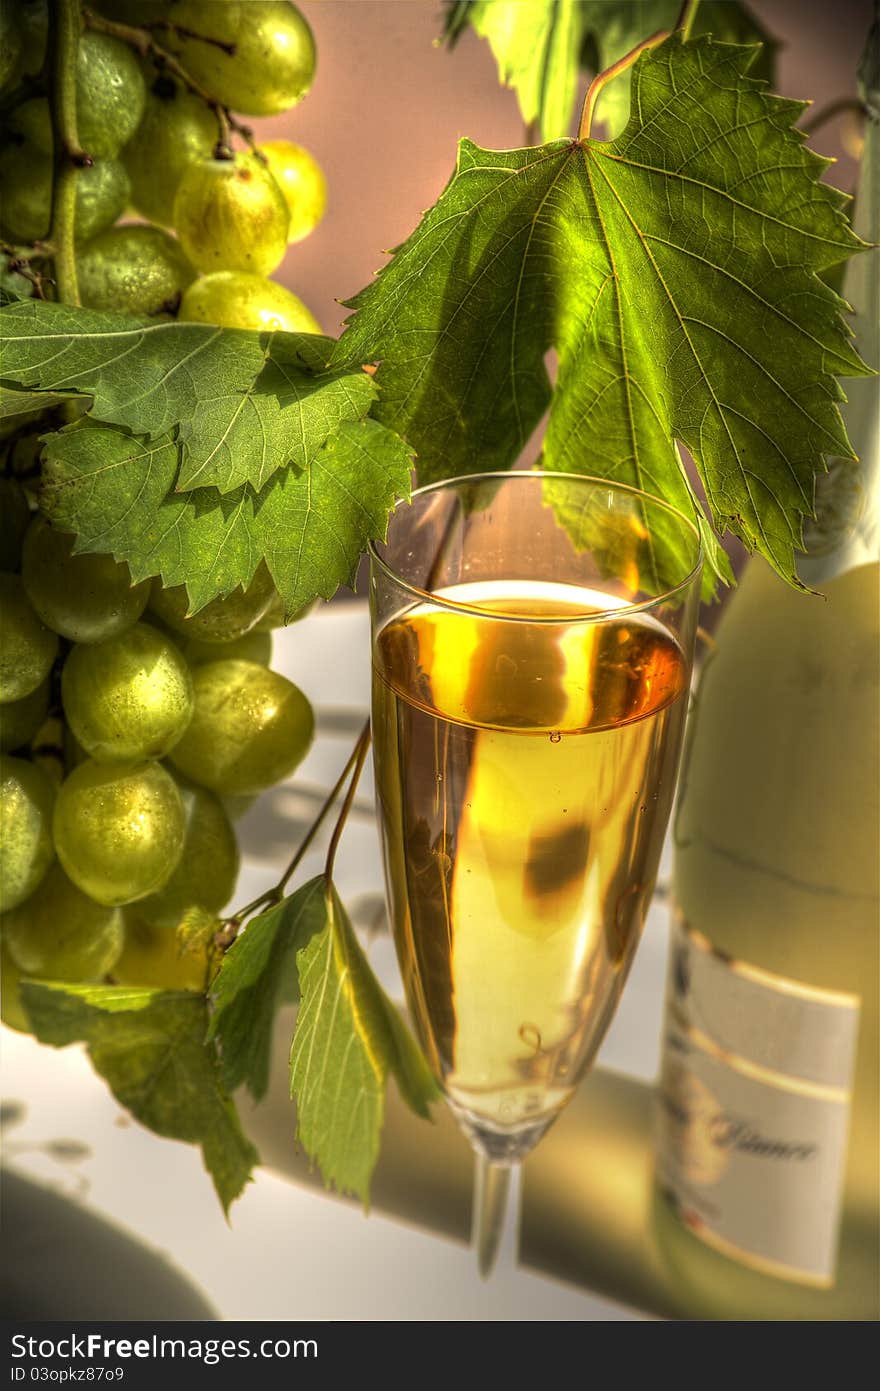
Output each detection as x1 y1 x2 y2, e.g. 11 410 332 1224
369 470 705 624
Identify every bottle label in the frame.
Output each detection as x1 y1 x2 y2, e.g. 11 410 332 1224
657 916 860 1285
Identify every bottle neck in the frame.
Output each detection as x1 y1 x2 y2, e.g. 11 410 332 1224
797 107 879 587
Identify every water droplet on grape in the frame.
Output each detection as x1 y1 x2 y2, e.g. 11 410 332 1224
549 731 561 744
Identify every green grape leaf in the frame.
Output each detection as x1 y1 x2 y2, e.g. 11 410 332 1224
20 981 257 1213
39 416 413 616
0 301 378 494
289 884 439 1203
252 418 414 611
39 425 262 609
0 385 79 422
208 876 328 1101
441 1 777 140
337 34 870 590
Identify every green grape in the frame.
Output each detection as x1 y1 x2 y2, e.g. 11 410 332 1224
0 478 31 571
173 154 289 276
0 679 49 754
0 143 130 244
62 623 194 763
123 74 217 227
114 911 209 991
138 782 238 926
76 32 147 158
178 271 320 333
149 568 274 644
6 97 52 153
259 140 326 244
22 516 150 644
7 0 47 86
182 629 271 667
76 224 196 317
53 759 185 907
0 575 58 704
170 3 315 117
1 942 30 1032
4 32 146 158
2 861 123 982
168 659 314 795
0 754 55 912
0 2 23 93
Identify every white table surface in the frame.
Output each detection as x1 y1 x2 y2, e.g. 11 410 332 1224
1 601 672 1321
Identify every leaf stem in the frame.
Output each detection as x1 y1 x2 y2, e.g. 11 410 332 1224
323 720 372 884
224 718 372 932
676 0 701 42
578 30 671 141
48 0 87 304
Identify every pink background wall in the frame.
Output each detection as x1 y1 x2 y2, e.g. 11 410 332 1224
257 0 873 337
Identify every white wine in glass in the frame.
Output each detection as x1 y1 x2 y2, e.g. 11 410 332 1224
370 472 702 1274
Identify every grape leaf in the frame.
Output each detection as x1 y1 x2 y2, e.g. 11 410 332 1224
209 876 328 1101
442 1 777 140
253 418 415 610
20 981 257 1213
39 416 413 615
289 884 439 1203
337 35 870 589
0 385 78 422
0 301 378 494
39 425 263 609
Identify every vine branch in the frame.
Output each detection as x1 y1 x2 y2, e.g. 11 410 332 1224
324 721 372 883
218 718 372 946
48 0 87 304
81 6 259 158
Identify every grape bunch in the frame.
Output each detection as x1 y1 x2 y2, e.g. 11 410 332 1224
0 490 315 1030
1 0 326 329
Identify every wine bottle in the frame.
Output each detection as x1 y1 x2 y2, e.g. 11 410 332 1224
653 45 879 1320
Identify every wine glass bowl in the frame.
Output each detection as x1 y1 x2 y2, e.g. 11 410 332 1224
369 472 702 1272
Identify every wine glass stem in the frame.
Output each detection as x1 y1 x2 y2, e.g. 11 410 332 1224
472 1154 522 1278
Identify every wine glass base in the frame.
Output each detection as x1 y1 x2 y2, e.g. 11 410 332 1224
455 1110 557 1166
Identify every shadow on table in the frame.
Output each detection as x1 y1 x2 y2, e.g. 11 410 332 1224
1 1167 217 1320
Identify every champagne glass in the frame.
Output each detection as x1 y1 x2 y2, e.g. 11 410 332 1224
369 471 702 1276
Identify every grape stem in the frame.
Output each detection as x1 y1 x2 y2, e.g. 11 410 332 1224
81 6 257 158
219 719 372 944
141 20 237 57
1 241 56 300
49 0 88 305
